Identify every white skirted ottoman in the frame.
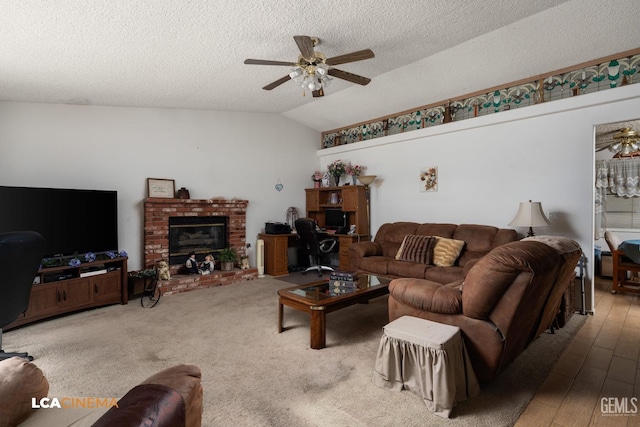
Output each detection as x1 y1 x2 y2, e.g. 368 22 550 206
373 316 480 418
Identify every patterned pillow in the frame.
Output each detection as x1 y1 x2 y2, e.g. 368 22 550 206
433 237 466 267
396 235 437 264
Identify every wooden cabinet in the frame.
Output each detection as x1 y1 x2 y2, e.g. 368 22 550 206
91 270 122 302
260 234 293 277
305 186 369 237
5 257 128 330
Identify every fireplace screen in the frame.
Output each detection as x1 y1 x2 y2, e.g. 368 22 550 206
169 216 228 265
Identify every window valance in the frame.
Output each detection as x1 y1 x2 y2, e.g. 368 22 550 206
596 158 640 198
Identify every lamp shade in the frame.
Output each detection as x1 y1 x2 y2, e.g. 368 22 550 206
509 201 551 227
357 175 377 186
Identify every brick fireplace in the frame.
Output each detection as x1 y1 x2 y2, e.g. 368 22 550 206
144 197 257 294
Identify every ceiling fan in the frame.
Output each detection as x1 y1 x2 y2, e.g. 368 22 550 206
244 35 374 98
596 127 640 157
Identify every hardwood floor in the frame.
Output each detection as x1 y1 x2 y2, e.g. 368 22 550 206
516 277 640 426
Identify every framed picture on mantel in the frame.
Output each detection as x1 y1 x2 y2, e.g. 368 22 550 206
147 178 175 198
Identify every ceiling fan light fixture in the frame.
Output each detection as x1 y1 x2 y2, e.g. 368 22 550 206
288 68 303 79
320 75 333 87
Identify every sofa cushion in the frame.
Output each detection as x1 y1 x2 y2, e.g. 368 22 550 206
395 235 437 264
433 237 465 267
374 222 420 258
389 278 462 314
424 265 465 283
358 256 391 275
387 260 429 278
0 357 49 427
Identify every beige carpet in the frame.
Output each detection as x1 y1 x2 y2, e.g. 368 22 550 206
3 277 586 426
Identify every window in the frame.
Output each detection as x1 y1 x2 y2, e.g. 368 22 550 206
605 193 640 228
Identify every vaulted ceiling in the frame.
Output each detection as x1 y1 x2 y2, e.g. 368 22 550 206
1 0 639 132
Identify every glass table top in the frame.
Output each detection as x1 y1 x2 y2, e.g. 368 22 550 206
283 274 391 303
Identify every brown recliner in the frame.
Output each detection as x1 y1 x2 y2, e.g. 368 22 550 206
388 238 581 383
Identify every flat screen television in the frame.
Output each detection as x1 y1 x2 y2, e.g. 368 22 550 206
0 185 118 258
324 209 346 229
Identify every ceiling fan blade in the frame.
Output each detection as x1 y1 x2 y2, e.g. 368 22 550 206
596 142 615 152
262 75 292 90
244 59 294 66
328 68 371 86
294 35 315 61
312 89 324 98
326 49 375 66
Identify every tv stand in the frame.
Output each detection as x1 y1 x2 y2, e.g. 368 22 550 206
5 256 128 330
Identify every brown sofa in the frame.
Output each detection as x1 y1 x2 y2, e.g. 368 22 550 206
0 356 203 427
387 236 582 383
349 222 517 282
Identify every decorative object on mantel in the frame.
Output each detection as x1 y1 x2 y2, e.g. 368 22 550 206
509 200 552 237
240 255 250 270
176 187 190 199
147 178 175 198
156 260 170 280
218 248 238 271
420 167 438 192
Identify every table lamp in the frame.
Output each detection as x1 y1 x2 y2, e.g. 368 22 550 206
508 200 551 237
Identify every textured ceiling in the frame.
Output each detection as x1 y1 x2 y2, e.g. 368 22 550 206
1 0 639 132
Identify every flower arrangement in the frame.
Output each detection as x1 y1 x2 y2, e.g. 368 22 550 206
327 159 347 177
311 170 323 182
346 162 365 177
40 250 128 269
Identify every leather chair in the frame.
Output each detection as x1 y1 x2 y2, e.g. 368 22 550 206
295 218 337 277
604 230 640 294
0 231 46 361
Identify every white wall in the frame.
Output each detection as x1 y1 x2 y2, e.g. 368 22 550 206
0 102 320 269
319 84 640 313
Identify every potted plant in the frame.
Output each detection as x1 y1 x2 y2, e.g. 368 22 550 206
218 248 237 271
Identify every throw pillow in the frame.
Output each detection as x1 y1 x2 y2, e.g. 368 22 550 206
396 235 437 264
433 237 466 267
0 357 49 427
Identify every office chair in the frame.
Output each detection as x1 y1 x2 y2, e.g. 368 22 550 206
295 218 337 277
604 230 640 295
0 231 46 361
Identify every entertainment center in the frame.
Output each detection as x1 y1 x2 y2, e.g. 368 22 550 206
5 256 128 330
0 185 126 330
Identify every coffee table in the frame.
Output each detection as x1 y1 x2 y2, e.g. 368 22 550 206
277 274 392 349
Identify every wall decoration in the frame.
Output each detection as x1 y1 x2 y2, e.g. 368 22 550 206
275 179 283 192
420 167 438 192
147 178 176 198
